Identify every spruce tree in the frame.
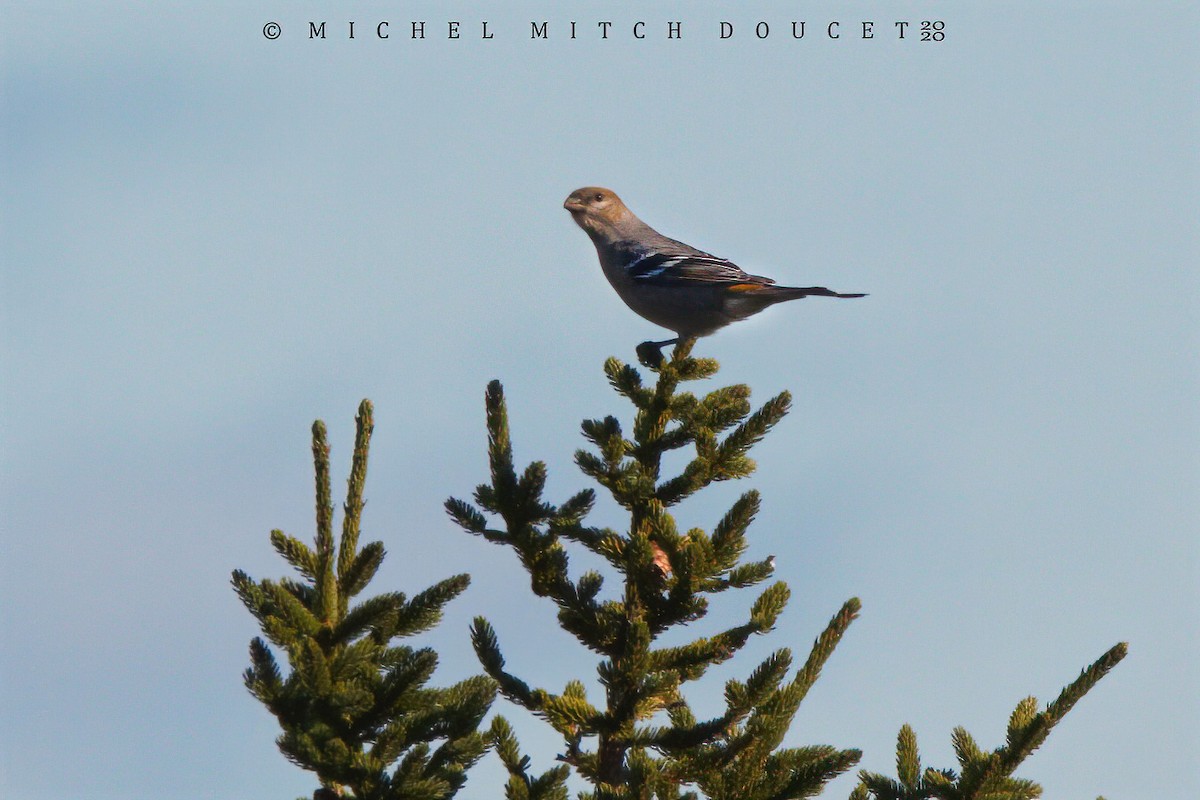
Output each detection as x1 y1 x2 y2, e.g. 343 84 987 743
848 641 1127 800
446 341 863 799
447 342 1126 799
233 400 495 800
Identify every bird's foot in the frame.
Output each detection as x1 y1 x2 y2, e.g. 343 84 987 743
636 338 678 369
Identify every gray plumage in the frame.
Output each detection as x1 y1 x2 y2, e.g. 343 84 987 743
564 186 864 339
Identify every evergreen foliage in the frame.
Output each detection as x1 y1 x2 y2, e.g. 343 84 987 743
233 400 495 800
234 349 1126 799
849 642 1127 800
447 341 862 799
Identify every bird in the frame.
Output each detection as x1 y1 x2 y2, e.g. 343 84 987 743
564 187 864 364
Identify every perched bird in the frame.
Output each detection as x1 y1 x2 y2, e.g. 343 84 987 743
564 187 864 362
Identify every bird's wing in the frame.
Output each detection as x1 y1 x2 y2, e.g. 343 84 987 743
626 251 775 288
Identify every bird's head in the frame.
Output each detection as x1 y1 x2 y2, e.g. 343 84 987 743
564 186 633 238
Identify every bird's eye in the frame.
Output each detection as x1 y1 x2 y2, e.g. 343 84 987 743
594 193 604 202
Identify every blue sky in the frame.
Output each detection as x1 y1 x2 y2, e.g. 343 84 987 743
2 2 1197 798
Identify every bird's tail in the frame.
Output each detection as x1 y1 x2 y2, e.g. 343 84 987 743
721 282 866 321
770 285 867 300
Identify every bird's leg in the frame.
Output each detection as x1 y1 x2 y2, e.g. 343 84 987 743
636 338 678 369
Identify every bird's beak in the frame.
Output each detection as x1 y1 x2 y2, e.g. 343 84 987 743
563 198 585 213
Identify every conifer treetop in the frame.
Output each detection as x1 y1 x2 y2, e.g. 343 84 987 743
850 645 1128 800
234 400 495 800
447 342 862 799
